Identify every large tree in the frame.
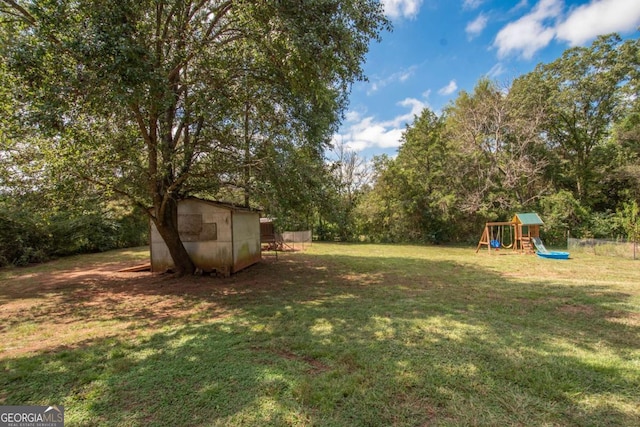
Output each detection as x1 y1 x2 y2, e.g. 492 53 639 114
385 108 452 241
512 34 638 207
0 0 389 274
443 78 549 216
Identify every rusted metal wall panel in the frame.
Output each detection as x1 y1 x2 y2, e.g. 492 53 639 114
149 224 173 272
232 211 261 273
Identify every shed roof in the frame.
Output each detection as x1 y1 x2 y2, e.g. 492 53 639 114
511 212 544 225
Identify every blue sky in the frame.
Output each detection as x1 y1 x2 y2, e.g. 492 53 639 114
333 0 640 159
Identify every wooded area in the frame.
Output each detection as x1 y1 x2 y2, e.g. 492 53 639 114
334 34 640 247
0 1 638 270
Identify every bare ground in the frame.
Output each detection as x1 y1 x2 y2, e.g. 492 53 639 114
0 255 303 359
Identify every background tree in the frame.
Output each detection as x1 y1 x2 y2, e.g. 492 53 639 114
443 78 549 218
353 154 407 242
318 141 372 241
609 36 640 207
442 79 510 216
384 108 453 242
255 143 332 233
515 34 637 208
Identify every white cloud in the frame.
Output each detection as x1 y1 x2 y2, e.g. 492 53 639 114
493 0 562 59
556 0 640 46
509 0 529 14
487 63 506 78
382 0 424 19
387 98 428 127
367 66 417 95
399 70 413 82
466 13 488 39
344 111 362 123
438 80 458 96
463 0 484 11
335 97 429 152
494 0 640 60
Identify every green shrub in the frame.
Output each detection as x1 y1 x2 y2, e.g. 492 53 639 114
539 190 589 245
0 207 51 266
0 198 148 267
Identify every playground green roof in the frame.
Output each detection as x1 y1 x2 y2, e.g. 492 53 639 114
512 213 544 225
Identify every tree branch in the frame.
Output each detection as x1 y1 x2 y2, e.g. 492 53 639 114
0 0 36 25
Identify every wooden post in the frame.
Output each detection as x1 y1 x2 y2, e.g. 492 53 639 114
477 222 515 254
475 225 490 253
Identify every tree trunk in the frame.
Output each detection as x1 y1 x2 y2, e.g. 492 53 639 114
152 197 196 276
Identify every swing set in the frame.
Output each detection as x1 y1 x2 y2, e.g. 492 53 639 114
476 222 515 252
475 213 545 254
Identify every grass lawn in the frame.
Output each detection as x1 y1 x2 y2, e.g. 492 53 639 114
1 243 639 426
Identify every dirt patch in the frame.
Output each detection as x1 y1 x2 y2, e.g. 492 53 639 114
270 349 331 375
557 304 596 315
607 311 640 327
0 256 305 359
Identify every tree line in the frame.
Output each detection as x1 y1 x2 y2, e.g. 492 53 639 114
321 34 640 246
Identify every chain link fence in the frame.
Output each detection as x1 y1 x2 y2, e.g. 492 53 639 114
280 230 312 251
567 238 638 260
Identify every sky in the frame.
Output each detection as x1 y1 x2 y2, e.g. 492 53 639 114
333 0 640 159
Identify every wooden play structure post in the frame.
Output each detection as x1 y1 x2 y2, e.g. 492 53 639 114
475 221 515 253
476 213 545 254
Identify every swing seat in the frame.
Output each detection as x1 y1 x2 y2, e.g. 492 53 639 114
490 239 501 248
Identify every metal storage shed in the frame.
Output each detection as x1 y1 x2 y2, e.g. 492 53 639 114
150 198 261 275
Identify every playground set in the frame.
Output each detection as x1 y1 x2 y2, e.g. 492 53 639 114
476 213 569 259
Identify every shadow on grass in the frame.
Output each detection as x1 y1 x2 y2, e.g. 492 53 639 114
1 251 639 426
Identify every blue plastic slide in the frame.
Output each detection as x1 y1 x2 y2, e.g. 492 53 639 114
532 237 569 259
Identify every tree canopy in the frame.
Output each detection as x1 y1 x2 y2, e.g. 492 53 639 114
0 0 390 273
355 33 639 245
